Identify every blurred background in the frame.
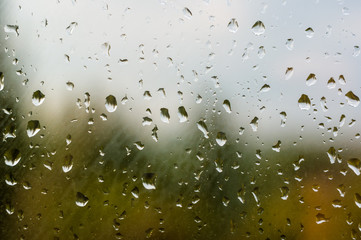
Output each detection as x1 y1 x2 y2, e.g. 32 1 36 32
1 0 361 239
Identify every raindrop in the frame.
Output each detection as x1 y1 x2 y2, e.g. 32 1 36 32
305 27 314 38
5 173 17 186
250 117 259 132
320 97 328 112
26 120 41 137
151 126 159 142
223 100 231 113
216 132 227 146
345 91 360 107
177 106 188 123
227 18 239 33
160 108 170 123
183 7 192 19
121 95 128 105
32 90 45 106
4 149 21 167
285 38 294 50
298 94 311 110
131 187 139 198
66 22 78 35
66 81 74 91
66 134 72 145
338 75 346 85
327 147 336 164
327 78 336 89
4 25 19 36
62 154 73 173
142 117 153 126
306 73 317 86
258 46 266 59
0 72 4 91
259 84 270 93
280 186 289 200
285 67 294 80
355 193 361 208
272 140 281 152
339 114 346 127
197 120 209 138
142 173 156 190
347 158 360 176
315 213 329 224
196 94 202 104
75 192 89 207
251 21 265 35
237 186 245 204
105 95 117 112
143 91 152 100
353 46 360 57
280 111 287 127
134 141 144 150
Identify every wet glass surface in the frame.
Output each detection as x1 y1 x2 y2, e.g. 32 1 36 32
1 0 361 239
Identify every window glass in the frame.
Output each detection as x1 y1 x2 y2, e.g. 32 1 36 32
1 0 361 239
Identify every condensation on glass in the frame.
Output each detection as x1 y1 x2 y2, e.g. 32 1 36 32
1 0 361 239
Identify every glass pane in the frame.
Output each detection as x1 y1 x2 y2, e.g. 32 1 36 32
1 0 361 239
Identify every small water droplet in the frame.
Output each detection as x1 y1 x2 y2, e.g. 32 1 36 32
105 95 117 112
285 67 294 80
0 72 4 91
183 7 192 19
250 117 259 132
120 95 128 105
258 46 266 59
251 21 265 35
142 117 153 126
327 147 336 164
66 81 74 91
285 38 294 50
151 125 158 142
223 100 231 113
27 120 41 137
131 187 139 198
306 73 317 86
160 108 170 123
62 154 73 173
177 106 188 123
32 90 45 106
353 46 360 57
305 27 314 38
4 149 21 167
143 91 152 100
75 192 89 207
338 75 346 85
347 158 360 176
4 25 19 36
66 22 78 35
280 112 287 127
196 94 202 104
216 132 227 146
315 213 329 224
280 186 289 200
298 94 311 110
134 141 144 150
354 193 361 208
272 140 281 152
259 84 270 92
197 120 209 138
345 91 360 107
227 18 239 33
142 173 156 190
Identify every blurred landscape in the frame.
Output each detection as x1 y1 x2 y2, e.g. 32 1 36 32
1 0 361 239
